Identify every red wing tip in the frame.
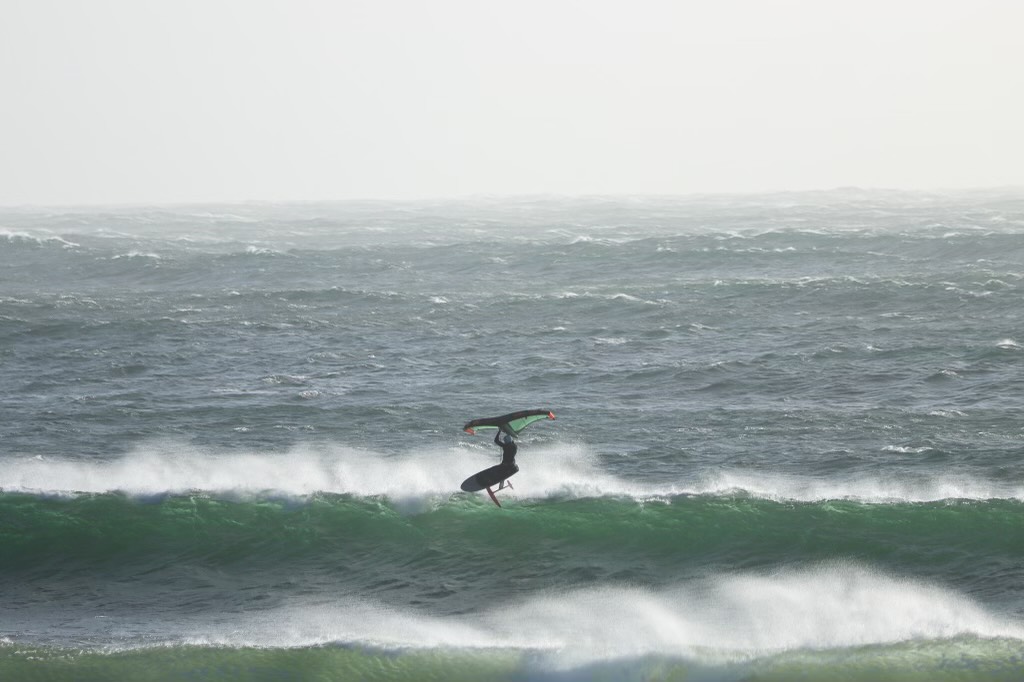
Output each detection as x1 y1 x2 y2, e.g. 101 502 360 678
464 427 476 435
548 412 556 419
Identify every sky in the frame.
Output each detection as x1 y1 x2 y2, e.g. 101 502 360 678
1 0 1022 206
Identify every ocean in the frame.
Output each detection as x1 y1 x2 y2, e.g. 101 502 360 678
1 189 1023 681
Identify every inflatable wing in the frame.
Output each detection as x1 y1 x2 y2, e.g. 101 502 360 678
463 409 555 436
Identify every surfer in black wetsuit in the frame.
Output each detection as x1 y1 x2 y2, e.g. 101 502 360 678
495 430 517 464
494 430 519 488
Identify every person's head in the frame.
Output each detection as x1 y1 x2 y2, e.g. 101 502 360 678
503 435 513 445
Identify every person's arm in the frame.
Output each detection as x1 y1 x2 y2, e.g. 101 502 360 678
494 430 502 446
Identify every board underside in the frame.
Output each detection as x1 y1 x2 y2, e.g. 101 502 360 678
460 463 519 492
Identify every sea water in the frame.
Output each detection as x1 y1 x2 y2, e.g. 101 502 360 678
2 190 1023 680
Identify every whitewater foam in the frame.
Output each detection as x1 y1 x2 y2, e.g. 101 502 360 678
0 228 79 249
3 442 1022 504
156 564 1024 663
694 470 1024 503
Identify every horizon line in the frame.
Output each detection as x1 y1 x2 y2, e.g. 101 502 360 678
2 184 1023 212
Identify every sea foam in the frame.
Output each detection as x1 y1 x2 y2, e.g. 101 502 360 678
171 563 1024 663
4 441 1023 504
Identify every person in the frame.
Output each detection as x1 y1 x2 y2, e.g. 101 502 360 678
495 430 517 464
493 430 519 489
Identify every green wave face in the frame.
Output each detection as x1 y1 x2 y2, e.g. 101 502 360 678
4 492 1022 593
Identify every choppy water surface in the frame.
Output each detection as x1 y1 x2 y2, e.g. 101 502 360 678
2 190 1023 680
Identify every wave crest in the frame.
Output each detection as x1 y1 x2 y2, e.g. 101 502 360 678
3 442 1022 503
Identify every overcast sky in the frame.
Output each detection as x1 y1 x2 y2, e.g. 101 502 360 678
1 0 1022 205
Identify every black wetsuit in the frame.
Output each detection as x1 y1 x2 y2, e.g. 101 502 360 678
495 431 519 480
496 431 517 464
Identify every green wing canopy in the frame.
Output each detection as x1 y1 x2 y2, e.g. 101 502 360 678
463 409 555 437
